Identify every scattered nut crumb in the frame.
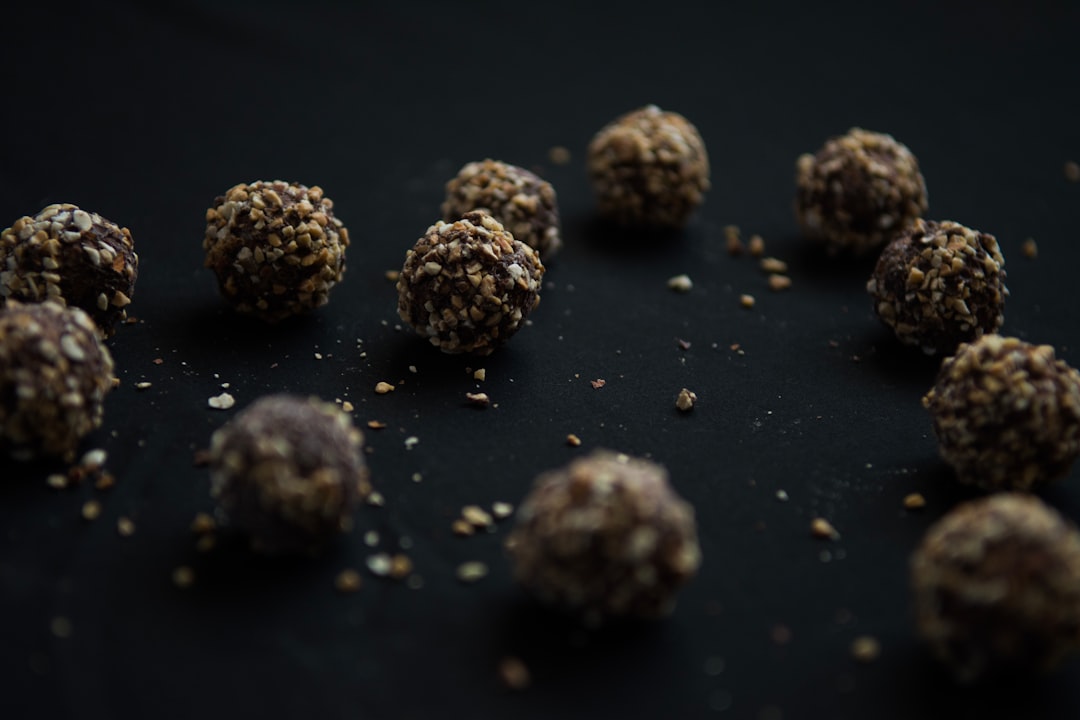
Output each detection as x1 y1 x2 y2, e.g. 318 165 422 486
667 274 693 292
81 448 107 471
473 368 487 381
452 519 476 537
498 656 532 690
768 275 792 291
456 561 489 583
116 517 135 537
135 382 152 390
1065 161 1080 183
676 387 697 412
208 392 236 409
725 225 744 256
192 449 212 466
590 378 606 389
492 501 514 519
465 392 490 407
748 234 765 257
341 401 355 412
548 146 572 165
374 381 395 394
404 436 419 450
196 535 216 552
851 635 881 663
1021 238 1038 259
903 493 927 510
94 472 115 490
760 257 788 274
190 512 216 534
81 500 102 521
384 269 401 282
566 433 582 447
366 491 385 507
462 505 493 528
811 517 840 540
388 554 413 579
152 358 164 365
367 420 387 430
775 489 789 502
740 294 755 309
172 566 195 589
335 569 362 593
46 473 68 489
366 553 392 577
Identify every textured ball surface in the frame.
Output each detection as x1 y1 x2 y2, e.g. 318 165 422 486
506 449 701 623
0 301 115 461
397 211 543 355
203 181 349 321
796 128 927 254
442 159 561 260
208 395 369 554
1 204 138 336
868 219 1006 355
911 493 1080 683
587 105 710 229
923 335 1080 491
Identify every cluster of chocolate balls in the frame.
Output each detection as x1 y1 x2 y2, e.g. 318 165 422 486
797 127 1080 683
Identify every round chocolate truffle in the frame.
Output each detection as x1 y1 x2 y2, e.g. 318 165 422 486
208 395 369 554
505 450 701 623
911 493 1080 683
923 335 1080 491
203 181 349 322
396 211 544 355
587 105 710 229
442 159 562 261
867 219 1007 355
0 301 115 461
0 203 138 336
795 128 928 254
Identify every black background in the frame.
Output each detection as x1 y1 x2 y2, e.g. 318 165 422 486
3 2 1080 718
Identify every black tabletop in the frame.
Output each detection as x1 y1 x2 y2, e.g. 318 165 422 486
3 2 1080 718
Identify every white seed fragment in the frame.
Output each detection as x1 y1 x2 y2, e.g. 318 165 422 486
208 392 236 409
667 274 693 292
59 335 86 362
676 388 697 412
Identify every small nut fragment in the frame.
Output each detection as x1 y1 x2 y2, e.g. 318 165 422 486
452 519 476 537
462 505 493 528
811 517 840 540
334 569 362 593
172 566 195 589
748 234 765 257
768 275 792 291
81 500 102 521
1021 238 1038 259
374 381 395 395
566 433 582 447
740 294 756 309
851 635 881 663
667 274 693 292
676 388 697 412
760 257 788 274
903 493 927 510
116 517 135 536
456 561 489 583
465 392 490 407
207 392 235 409
1065 161 1080 183
498 656 532 690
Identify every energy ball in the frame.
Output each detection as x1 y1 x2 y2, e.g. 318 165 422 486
1 203 138 336
911 493 1080 683
587 105 710 229
923 335 1080 491
0 301 115 461
867 219 1007 355
203 180 349 322
505 449 701 623
795 128 928 254
396 211 543 355
442 159 562 261
208 395 370 554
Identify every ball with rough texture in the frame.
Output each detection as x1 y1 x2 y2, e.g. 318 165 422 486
203 181 349 322
911 493 1080 683
208 395 370 554
587 105 710 229
1 203 138 336
396 211 544 355
796 128 928 254
0 301 115 461
867 219 1007 355
923 335 1080 491
442 159 562 260
506 449 701 623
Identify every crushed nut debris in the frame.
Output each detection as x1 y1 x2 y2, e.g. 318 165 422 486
676 388 697 412
190 512 217 534
452 519 476 537
760 257 788 274
456 561 489 583
389 554 413 579
667 274 693 292
492 501 514 519
1065 161 1080 183
384 269 400 282
463 505 494 528
367 420 387 430
740 294 756 309
748 234 765 257
172 566 195 589
851 635 881 663
374 381 395 394
46 473 68 489
811 517 840 540
334 569 362 593
566 433 582 447
548 146 572 165
465 392 490 407
116 517 135 536
1021 238 1038 259
473 368 487 381
341 401 354 412
904 493 927 510
366 553 392 577
768 275 792 291
590 378 606 389
498 656 532 690
81 500 102 521
725 225 744 255
207 392 235 410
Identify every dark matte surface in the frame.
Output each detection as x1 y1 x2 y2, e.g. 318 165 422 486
2 2 1080 718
